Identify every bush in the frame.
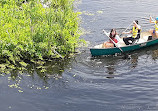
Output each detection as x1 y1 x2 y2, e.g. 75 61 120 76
0 0 83 64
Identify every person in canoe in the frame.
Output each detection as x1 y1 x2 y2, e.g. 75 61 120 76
122 20 141 45
149 16 158 38
102 29 119 48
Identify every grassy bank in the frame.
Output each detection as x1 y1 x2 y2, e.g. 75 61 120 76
0 0 84 71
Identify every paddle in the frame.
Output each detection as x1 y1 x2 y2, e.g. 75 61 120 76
119 22 133 37
140 17 149 20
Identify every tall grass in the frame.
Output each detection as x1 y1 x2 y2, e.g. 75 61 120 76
0 0 83 68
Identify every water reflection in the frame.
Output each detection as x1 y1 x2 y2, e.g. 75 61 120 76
152 49 158 60
106 63 115 79
90 55 121 79
89 44 158 79
2 43 158 91
0 57 73 91
106 64 115 75
130 54 138 68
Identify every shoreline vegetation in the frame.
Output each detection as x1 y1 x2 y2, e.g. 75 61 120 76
0 0 84 72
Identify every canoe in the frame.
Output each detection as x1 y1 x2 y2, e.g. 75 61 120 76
90 32 158 56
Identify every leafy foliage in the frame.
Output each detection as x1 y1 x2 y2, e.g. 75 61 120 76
0 0 83 70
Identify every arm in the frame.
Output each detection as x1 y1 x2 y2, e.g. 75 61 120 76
122 30 132 34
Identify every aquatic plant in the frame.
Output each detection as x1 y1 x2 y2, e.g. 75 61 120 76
0 0 84 71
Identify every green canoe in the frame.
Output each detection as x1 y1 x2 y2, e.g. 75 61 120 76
90 32 158 56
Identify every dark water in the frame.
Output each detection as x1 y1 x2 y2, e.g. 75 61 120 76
1 0 158 111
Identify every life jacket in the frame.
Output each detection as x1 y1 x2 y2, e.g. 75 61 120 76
155 21 158 31
132 26 140 38
109 38 118 43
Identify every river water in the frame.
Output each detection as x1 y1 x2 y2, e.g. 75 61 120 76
1 0 158 111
